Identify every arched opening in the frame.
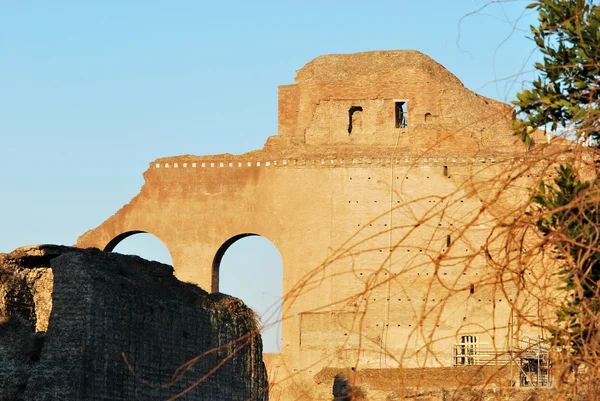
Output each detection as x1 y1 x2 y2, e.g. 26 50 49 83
107 231 173 266
213 234 283 353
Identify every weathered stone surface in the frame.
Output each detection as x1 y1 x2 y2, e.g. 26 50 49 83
0 245 268 401
0 316 41 399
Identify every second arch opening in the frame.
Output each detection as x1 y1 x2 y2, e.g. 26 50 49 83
213 234 283 353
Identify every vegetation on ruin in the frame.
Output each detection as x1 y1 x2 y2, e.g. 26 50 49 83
512 0 600 385
513 0 599 146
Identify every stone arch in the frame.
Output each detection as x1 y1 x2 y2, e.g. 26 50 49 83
104 230 146 252
212 233 278 294
104 230 173 265
212 233 283 353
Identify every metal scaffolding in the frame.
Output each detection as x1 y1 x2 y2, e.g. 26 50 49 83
452 336 552 387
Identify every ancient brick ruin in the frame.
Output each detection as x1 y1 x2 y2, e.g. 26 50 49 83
75 51 566 400
0 245 268 400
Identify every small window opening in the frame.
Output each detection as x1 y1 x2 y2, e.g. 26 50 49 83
443 166 448 177
348 106 363 134
424 112 433 122
446 235 451 248
395 102 408 128
470 284 475 294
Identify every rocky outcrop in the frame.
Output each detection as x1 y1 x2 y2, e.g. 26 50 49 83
0 245 268 401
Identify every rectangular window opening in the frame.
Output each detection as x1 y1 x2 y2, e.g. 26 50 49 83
443 165 448 177
470 284 475 294
395 101 408 128
446 235 451 248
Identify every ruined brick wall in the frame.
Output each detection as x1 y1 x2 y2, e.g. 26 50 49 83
315 366 514 391
74 51 571 400
315 366 558 401
278 51 520 154
0 245 268 401
75 154 562 400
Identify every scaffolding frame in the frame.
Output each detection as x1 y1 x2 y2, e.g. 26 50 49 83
452 337 552 387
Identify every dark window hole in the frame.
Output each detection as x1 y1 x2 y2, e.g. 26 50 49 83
348 106 363 134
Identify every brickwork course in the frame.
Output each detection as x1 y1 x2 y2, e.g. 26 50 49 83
0 245 268 400
75 51 573 400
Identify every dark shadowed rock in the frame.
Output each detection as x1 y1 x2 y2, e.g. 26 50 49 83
0 245 268 401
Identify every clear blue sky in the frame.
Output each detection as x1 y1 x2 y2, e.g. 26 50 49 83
0 1 539 352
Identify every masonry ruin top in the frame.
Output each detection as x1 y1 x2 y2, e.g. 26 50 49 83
293 50 461 84
156 51 556 165
277 50 522 153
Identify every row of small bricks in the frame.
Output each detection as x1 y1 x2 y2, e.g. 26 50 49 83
152 155 564 169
